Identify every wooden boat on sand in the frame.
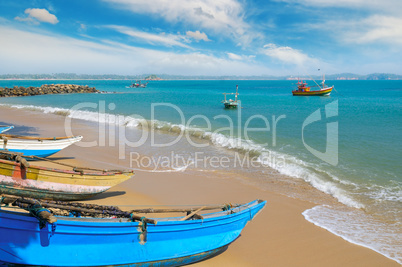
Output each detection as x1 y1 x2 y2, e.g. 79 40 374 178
0 153 133 201
0 196 266 267
0 125 13 133
0 134 82 158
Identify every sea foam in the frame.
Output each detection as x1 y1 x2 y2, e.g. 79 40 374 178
1 103 366 209
5 104 401 211
303 205 402 264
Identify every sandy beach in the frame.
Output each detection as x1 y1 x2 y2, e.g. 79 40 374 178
0 106 399 267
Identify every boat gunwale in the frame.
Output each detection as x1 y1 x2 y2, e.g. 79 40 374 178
0 134 83 141
0 199 265 226
0 125 14 133
0 158 130 176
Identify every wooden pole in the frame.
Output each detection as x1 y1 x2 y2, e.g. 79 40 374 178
179 206 206 221
129 213 157 225
0 134 77 140
9 198 57 224
129 205 232 214
0 151 130 174
3 195 157 225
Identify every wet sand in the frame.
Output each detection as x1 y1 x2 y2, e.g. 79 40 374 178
0 106 399 267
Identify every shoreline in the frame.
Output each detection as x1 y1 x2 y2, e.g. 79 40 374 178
0 105 400 266
0 84 98 97
2 78 402 81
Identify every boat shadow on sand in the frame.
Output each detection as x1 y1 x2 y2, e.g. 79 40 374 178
0 122 38 137
86 190 127 200
29 156 76 162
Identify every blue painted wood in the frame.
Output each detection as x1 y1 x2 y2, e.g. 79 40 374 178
1 148 61 158
0 126 13 133
0 200 265 266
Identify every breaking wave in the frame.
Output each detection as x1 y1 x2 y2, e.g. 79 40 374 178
3 103 400 212
303 205 402 264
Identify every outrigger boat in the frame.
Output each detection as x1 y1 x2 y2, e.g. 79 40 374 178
127 80 149 88
222 85 240 108
0 134 82 158
0 195 265 267
292 76 333 96
0 152 133 201
0 125 14 133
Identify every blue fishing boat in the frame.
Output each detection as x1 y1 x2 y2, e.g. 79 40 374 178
0 198 265 266
0 125 13 133
0 134 82 158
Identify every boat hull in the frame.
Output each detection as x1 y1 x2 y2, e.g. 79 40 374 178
223 102 238 108
0 126 13 133
0 135 83 158
0 200 266 266
0 159 133 201
292 86 333 96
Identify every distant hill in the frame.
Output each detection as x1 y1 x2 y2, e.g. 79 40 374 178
0 73 401 80
144 74 162 80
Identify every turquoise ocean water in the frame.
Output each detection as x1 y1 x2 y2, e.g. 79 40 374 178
0 80 401 263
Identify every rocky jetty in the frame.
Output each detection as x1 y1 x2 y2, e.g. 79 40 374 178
0 84 99 97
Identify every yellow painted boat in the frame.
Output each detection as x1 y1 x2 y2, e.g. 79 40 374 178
292 86 333 96
0 158 133 201
292 77 333 96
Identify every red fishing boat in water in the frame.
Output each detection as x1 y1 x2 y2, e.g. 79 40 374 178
292 76 333 96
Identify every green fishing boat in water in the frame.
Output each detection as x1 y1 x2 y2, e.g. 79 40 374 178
222 85 240 108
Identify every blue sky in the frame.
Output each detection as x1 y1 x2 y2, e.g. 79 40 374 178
0 0 401 76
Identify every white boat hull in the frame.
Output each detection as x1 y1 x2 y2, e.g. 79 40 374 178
0 135 83 158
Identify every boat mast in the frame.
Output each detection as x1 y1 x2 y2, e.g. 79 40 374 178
235 85 238 102
321 74 326 89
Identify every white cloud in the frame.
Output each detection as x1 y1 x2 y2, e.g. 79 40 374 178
261 43 331 74
347 16 402 45
306 15 402 47
15 8 58 25
227 52 243 60
227 52 255 61
108 25 191 48
102 0 256 46
14 16 36 24
186 30 210 42
274 0 402 14
262 43 317 66
0 25 272 75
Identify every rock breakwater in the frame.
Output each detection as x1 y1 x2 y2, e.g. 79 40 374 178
0 84 99 97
